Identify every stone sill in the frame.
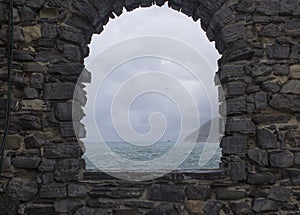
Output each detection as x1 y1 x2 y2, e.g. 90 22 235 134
83 169 226 181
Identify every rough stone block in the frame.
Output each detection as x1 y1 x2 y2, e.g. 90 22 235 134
256 128 278 149
230 202 251 215
24 87 39 99
7 178 38 201
269 150 294 168
215 188 245 200
228 156 247 181
148 184 185 202
268 186 291 202
40 184 67 198
227 81 246 96
38 158 55 172
54 158 83 182
41 23 57 39
68 184 88 197
290 65 300 79
12 156 40 169
247 149 268 166
226 118 256 134
267 44 290 59
23 25 41 42
54 199 82 213
227 98 247 115
252 199 281 212
221 135 247 155
203 200 224 215
31 73 45 89
281 80 300 94
43 83 76 100
89 186 145 199
44 143 83 158
247 173 276 185
185 185 211 200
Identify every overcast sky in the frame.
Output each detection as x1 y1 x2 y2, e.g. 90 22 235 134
82 4 220 142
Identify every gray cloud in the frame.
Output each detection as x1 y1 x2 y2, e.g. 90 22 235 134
82 4 220 142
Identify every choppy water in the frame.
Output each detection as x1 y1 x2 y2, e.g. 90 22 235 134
84 142 221 171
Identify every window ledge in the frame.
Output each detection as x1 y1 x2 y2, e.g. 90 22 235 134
83 169 226 181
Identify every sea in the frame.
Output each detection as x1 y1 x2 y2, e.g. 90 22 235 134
84 141 221 171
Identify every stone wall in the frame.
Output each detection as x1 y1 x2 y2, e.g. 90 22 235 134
0 0 300 214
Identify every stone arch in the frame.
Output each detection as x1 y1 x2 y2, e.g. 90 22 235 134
0 0 299 214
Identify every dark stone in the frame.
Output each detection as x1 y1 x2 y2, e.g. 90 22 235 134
64 45 82 61
59 27 84 45
55 102 83 121
256 128 278 149
43 83 76 100
228 156 247 181
68 184 88 197
12 156 40 169
7 178 38 201
216 188 246 200
251 64 272 77
268 186 291 202
14 49 34 61
148 184 185 202
41 23 58 39
23 63 45 73
87 199 121 208
273 64 289 76
249 189 268 198
267 44 290 59
269 150 294 168
40 184 67 198
203 200 224 215
0 196 18 215
89 186 145 199
185 185 211 200
25 205 55 215
286 130 300 147
221 135 247 155
36 48 62 63
227 98 247 115
54 158 83 182
252 199 281 212
221 23 245 44
48 63 84 76
25 134 46 149
253 114 290 124
24 87 39 99
255 92 267 109
124 201 155 209
227 81 246 96
113 209 142 215
54 199 82 213
262 81 281 93
219 64 245 82
44 143 83 158
259 24 282 37
284 169 300 185
26 0 45 9
226 118 256 134
145 204 178 215
21 115 42 130
247 149 268 166
59 122 85 138
230 202 251 215
38 159 55 172
20 7 36 22
255 0 279 15
247 173 276 185
31 73 44 89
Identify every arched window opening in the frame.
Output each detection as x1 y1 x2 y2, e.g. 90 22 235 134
82 3 222 173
